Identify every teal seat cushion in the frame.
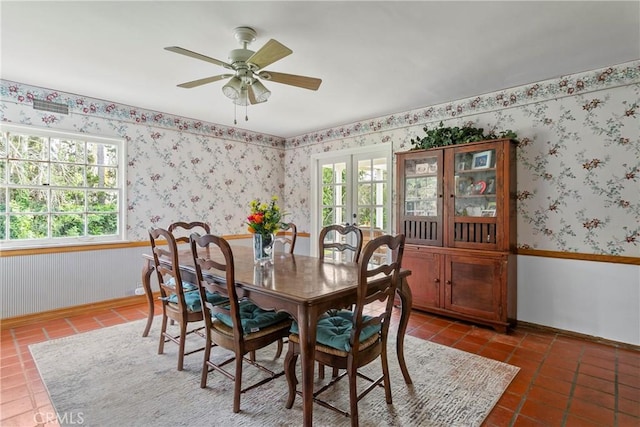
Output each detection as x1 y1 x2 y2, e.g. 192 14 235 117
162 290 228 312
166 277 197 292
290 311 380 352
214 301 291 334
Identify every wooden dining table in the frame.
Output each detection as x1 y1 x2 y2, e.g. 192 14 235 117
141 245 413 426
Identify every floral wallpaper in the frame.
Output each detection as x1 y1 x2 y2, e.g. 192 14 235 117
1 60 638 256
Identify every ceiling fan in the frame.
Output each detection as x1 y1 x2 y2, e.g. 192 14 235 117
165 26 322 121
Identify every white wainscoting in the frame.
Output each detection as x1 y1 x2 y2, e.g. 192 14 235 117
1 246 148 319
517 255 640 346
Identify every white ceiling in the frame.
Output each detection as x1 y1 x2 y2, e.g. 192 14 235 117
1 1 639 138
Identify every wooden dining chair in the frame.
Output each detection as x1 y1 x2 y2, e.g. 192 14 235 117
274 222 297 254
190 232 292 413
319 223 364 263
148 226 228 371
318 223 365 378
284 234 406 426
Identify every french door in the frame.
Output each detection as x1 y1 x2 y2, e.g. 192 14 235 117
310 144 392 259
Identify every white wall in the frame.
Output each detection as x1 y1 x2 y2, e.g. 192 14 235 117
517 256 640 345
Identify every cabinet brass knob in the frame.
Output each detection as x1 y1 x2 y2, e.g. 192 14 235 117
434 278 440 283
446 280 452 285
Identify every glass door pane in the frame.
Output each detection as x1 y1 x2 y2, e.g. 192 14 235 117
403 156 439 217
356 155 390 264
453 148 497 218
320 161 347 227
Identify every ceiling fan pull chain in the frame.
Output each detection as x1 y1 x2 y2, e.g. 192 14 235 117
234 103 237 125
245 103 249 122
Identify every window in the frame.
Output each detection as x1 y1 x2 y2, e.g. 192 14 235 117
0 125 126 248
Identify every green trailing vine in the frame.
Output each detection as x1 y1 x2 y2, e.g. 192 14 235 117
410 121 518 150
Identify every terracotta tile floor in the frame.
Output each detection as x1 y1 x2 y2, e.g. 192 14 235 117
1 301 639 426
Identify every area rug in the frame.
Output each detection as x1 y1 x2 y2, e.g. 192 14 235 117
30 318 519 427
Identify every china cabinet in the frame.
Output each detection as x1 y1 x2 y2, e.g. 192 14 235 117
396 139 517 332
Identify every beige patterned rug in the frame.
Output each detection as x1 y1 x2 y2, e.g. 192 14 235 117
30 318 519 426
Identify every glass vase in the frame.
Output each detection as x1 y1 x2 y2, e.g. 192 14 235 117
252 233 275 265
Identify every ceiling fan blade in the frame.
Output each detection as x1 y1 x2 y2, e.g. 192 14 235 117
164 46 233 70
259 71 322 91
176 74 234 88
248 85 258 105
246 39 292 70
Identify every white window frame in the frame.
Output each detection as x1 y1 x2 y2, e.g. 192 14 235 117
0 124 127 249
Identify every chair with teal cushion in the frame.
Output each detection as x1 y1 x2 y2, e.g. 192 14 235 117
284 233 405 426
190 232 292 413
318 223 365 378
149 225 227 371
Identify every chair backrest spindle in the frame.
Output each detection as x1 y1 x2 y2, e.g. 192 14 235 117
275 222 298 254
319 224 364 262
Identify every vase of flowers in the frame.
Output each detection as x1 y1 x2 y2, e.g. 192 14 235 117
247 196 283 265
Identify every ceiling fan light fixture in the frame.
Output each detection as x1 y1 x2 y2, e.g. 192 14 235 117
233 87 249 106
251 80 271 102
222 76 243 99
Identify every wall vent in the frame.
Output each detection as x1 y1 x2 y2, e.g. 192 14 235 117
33 99 69 115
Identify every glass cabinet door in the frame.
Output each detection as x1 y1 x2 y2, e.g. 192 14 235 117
449 143 500 249
398 150 443 246
404 157 439 217
453 147 497 217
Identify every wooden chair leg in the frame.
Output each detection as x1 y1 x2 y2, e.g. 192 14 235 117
249 350 256 362
318 362 325 379
381 346 392 404
274 338 283 359
200 337 212 389
177 322 187 371
348 364 359 427
332 367 340 378
233 355 243 413
158 315 168 355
